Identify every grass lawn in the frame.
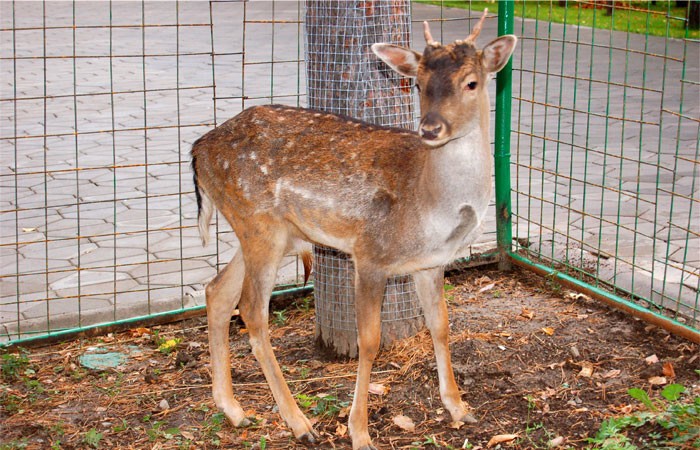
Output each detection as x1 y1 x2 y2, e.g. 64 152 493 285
418 1 700 39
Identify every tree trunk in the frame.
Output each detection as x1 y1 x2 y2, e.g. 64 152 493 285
305 0 424 358
603 0 614 16
688 0 700 30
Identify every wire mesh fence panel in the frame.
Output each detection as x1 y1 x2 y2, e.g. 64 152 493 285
508 1 699 332
0 1 308 345
8 0 693 345
1 0 498 346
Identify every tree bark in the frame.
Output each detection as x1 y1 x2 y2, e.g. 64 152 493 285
306 0 424 358
688 0 700 30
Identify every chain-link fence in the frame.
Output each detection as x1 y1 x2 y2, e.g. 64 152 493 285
502 1 699 338
2 1 697 346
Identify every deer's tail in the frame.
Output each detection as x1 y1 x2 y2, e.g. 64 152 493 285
191 146 214 247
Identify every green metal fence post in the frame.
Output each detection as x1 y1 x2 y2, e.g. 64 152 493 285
494 0 515 271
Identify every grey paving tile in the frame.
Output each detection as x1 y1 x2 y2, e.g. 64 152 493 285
2 1 697 337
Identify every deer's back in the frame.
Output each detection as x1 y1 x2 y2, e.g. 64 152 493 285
192 105 430 251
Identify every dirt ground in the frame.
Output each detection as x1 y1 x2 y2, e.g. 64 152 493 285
1 265 698 449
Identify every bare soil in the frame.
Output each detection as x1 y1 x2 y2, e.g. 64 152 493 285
1 265 698 449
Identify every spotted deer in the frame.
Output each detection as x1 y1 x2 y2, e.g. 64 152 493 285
191 11 516 450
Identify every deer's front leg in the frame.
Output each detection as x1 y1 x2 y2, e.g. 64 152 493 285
348 268 386 450
206 249 250 427
413 267 477 424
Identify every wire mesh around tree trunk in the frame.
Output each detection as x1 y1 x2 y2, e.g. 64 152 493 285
305 0 414 128
305 0 423 358
313 246 423 358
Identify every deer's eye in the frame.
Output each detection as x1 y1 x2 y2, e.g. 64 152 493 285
465 81 478 91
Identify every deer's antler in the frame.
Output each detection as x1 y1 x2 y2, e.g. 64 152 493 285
465 9 488 43
423 21 440 47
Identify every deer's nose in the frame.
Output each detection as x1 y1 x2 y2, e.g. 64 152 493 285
420 123 442 141
419 112 447 142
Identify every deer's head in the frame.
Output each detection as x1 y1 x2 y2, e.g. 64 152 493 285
372 10 517 147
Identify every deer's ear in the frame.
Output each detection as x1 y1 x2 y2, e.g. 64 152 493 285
481 35 517 74
371 43 421 78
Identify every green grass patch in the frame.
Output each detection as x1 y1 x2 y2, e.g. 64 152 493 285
587 383 700 449
417 1 699 40
295 393 350 418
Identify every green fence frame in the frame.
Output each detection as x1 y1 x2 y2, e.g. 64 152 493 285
494 0 699 343
2 1 698 347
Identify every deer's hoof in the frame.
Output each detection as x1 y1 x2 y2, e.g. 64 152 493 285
238 417 253 427
299 431 318 445
461 412 478 424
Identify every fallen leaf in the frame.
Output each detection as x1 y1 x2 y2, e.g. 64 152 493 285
128 327 151 337
602 369 621 379
578 362 594 378
618 404 633 414
520 308 534 319
662 362 675 378
566 292 590 301
649 376 667 386
335 422 347 437
368 383 387 395
540 388 556 399
487 434 518 448
181 431 195 440
478 282 496 293
645 354 659 365
569 346 581 359
338 405 350 418
541 327 555 336
548 436 565 448
392 415 415 432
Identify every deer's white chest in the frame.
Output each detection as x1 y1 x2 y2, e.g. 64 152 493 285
417 135 492 266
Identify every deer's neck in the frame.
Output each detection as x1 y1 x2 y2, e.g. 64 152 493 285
425 124 493 207
407 120 492 269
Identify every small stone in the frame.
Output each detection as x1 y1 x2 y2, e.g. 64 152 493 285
569 346 580 359
159 399 170 411
548 436 565 448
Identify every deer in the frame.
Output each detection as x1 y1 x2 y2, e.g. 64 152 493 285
191 10 516 450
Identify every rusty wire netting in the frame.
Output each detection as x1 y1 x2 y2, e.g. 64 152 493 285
305 0 424 357
2 0 697 347
0 0 491 346
0 1 309 344
305 0 414 128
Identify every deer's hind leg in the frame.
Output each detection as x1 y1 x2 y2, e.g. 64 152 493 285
236 220 316 442
206 249 250 427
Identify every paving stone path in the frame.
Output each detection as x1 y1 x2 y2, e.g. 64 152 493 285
1 2 697 341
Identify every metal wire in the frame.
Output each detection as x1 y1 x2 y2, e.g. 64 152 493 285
305 0 414 128
509 1 699 330
0 1 309 344
313 245 422 333
305 1 423 349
